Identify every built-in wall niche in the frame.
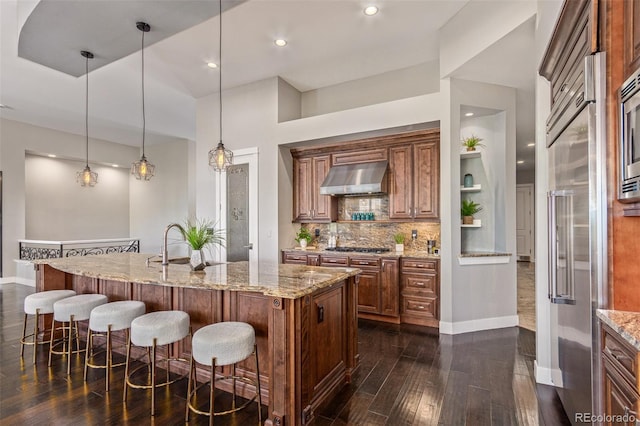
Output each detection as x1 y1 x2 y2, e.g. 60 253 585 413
459 105 507 253
338 195 389 221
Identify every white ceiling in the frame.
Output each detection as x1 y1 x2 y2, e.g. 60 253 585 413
0 0 538 169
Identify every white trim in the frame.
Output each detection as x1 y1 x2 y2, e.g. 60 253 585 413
439 314 519 334
534 361 554 385
457 255 511 265
0 277 35 287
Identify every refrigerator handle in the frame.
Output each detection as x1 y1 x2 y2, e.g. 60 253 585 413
548 191 558 300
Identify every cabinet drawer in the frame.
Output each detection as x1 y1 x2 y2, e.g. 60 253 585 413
283 253 308 264
320 255 348 266
604 326 639 387
401 258 437 272
402 296 437 318
349 257 381 268
402 274 437 296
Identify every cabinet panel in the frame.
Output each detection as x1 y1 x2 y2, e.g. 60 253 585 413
357 269 381 314
311 285 345 392
320 255 348 266
414 142 439 219
389 145 413 220
283 252 309 264
402 296 437 319
403 274 437 296
603 357 639 425
332 148 387 166
312 155 334 221
292 155 336 223
380 259 399 317
625 0 640 76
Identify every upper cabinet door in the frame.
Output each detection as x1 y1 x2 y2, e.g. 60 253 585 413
293 157 313 222
414 142 440 219
312 155 335 221
625 0 640 77
389 145 413 220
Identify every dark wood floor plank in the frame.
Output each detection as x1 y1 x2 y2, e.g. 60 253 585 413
0 284 571 426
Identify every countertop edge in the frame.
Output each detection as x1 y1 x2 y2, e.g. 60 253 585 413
597 309 640 352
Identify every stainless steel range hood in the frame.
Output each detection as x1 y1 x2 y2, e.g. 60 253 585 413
319 161 388 196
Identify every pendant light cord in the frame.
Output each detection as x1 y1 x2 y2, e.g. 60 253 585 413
219 0 223 144
141 28 146 157
85 53 89 168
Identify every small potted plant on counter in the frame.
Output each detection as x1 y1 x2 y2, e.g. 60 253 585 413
394 233 405 253
461 199 482 224
182 218 225 271
296 227 313 249
461 134 485 152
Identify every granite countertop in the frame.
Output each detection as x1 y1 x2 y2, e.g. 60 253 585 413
597 309 640 351
283 248 440 260
35 253 360 300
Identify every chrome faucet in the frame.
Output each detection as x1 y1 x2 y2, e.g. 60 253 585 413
162 223 185 266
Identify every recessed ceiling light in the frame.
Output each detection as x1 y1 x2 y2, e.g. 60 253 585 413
517 160 524 164
527 142 535 147
48 154 57 158
274 39 287 47
207 62 218 69
112 164 119 168
364 6 379 16
465 112 474 117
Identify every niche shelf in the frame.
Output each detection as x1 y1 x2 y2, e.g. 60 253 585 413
460 184 482 192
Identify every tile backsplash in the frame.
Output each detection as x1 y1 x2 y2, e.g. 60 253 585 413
299 221 440 252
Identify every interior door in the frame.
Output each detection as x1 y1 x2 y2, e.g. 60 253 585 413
516 184 534 260
226 164 250 262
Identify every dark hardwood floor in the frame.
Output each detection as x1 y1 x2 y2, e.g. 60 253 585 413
0 283 569 425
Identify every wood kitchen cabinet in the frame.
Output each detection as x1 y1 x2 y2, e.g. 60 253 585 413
625 0 640 77
602 324 640 425
293 155 337 223
400 258 439 327
389 141 439 220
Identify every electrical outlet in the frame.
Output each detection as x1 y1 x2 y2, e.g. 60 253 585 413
411 229 418 240
315 228 320 237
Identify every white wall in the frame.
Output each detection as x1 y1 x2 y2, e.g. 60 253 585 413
0 118 139 276
301 61 440 118
129 140 191 257
25 155 130 240
440 78 518 334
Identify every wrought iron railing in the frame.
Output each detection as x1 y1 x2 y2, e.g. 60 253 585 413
19 238 140 261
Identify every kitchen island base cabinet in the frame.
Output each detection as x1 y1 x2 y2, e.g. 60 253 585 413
36 261 359 426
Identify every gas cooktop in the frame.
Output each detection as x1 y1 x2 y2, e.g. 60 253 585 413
324 247 391 253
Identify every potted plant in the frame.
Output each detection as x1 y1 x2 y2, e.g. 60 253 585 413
461 199 482 224
461 134 485 152
181 218 225 270
394 233 405 253
296 227 313 249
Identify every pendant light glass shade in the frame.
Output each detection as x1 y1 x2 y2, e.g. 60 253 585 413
208 0 233 172
132 21 155 181
77 50 98 187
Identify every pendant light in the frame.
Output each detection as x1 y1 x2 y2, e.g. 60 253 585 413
76 50 98 187
208 0 233 172
132 21 156 181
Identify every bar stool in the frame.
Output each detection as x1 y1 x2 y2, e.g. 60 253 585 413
185 321 262 425
20 289 76 364
48 294 108 375
123 310 190 417
84 300 146 391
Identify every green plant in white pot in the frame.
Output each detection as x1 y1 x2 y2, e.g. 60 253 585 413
394 233 405 253
296 227 313 249
181 218 225 271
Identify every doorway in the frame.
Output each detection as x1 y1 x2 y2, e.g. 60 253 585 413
516 183 535 331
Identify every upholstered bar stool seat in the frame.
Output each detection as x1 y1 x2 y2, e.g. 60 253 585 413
84 301 145 391
20 289 76 364
124 310 190 417
186 322 262 425
48 294 108 375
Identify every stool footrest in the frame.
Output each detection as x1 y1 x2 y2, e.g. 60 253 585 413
187 375 258 417
125 357 189 389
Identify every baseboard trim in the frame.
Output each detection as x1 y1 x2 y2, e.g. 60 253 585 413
0 277 35 287
534 362 554 385
439 315 519 335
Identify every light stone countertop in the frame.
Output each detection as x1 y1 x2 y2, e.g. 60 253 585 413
35 253 360 300
597 309 640 351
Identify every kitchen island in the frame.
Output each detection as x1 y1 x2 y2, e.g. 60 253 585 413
35 253 361 426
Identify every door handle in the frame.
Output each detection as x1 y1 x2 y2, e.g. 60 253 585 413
243 243 253 250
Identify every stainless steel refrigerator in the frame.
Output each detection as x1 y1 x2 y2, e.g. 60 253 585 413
547 52 607 423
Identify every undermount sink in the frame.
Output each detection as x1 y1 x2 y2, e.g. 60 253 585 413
151 257 222 266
